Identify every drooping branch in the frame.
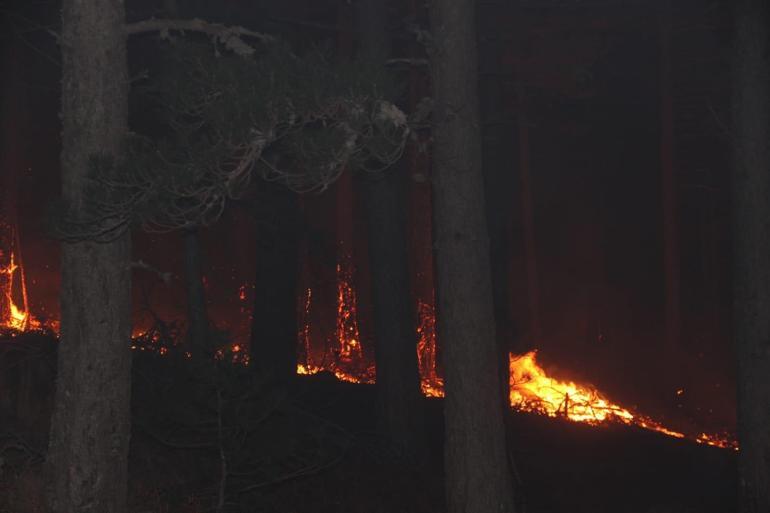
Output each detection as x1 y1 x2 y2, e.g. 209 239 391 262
126 18 273 56
51 38 413 241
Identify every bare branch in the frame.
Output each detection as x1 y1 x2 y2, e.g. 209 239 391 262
129 259 175 284
125 18 273 56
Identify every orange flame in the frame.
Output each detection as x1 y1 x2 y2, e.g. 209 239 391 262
1 251 40 333
2 238 736 451
296 282 737 451
507 351 737 450
416 300 443 397
296 259 375 384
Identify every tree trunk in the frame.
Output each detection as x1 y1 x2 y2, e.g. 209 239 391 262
514 66 541 348
250 183 300 385
659 0 681 377
355 0 425 457
0 33 24 329
732 1 770 511
160 0 210 359
183 228 210 356
46 2 132 513
428 1 516 511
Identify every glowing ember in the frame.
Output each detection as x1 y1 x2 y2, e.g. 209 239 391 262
296 258 375 384
0 251 40 333
416 300 443 397
335 262 364 363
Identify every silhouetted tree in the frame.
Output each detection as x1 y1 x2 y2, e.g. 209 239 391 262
356 0 425 457
659 0 681 380
183 228 211 355
46 2 133 512
250 182 300 385
162 0 211 359
427 0 517 512
732 1 770 512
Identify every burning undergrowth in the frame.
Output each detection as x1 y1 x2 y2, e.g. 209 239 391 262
0 327 738 513
0 243 738 458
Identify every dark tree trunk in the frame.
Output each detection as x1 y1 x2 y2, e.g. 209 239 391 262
250 184 300 385
659 0 681 373
46 2 132 513
355 0 425 456
428 0 516 512
732 1 770 512
183 228 210 356
514 70 541 348
0 34 24 327
161 0 210 359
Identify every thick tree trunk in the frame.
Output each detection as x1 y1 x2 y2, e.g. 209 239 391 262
732 1 770 512
428 1 516 512
250 184 300 385
183 228 210 356
356 0 425 456
46 2 132 513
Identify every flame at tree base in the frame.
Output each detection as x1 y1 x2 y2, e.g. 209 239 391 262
295 349 738 451
1 251 43 334
2 242 737 452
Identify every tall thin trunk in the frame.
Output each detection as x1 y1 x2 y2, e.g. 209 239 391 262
514 68 541 348
160 0 210 359
183 228 210 356
46 1 132 512
250 184 300 385
428 0 516 511
659 0 681 371
732 1 770 511
0 33 23 327
356 0 424 456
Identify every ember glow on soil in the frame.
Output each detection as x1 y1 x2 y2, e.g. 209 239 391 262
0 251 738 452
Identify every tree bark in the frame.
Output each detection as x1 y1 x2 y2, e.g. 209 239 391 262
659 0 681 375
0 33 24 328
250 183 300 385
183 228 210 356
428 1 516 512
356 0 425 457
46 1 132 513
732 1 770 512
514 66 541 348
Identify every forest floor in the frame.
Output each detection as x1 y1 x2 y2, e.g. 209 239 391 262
0 332 736 513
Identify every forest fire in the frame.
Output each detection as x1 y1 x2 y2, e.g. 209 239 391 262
295 266 738 451
1 245 737 452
